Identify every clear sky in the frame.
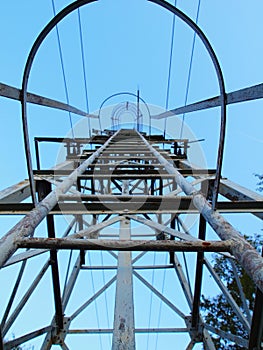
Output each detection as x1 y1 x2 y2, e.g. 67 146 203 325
0 0 262 349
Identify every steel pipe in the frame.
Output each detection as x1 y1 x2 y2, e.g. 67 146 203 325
0 130 120 268
137 130 263 293
16 238 232 252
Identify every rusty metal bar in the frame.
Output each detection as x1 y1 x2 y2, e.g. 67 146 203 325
68 327 189 334
204 258 250 331
1 200 262 215
38 180 63 330
172 254 193 308
0 326 3 350
152 83 263 119
3 249 48 267
0 180 30 203
80 264 174 270
191 215 206 329
137 130 263 293
16 237 233 252
62 255 82 310
70 275 117 321
178 160 263 219
133 271 185 319
68 216 123 239
0 82 96 118
3 326 52 350
127 214 199 241
248 288 263 349
204 324 249 348
1 260 27 329
0 130 120 268
220 178 263 220
230 259 252 324
149 0 226 211
33 169 216 177
2 262 50 337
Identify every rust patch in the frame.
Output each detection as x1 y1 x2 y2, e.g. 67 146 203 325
202 241 211 246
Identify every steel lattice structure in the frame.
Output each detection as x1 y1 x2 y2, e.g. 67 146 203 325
0 1 263 349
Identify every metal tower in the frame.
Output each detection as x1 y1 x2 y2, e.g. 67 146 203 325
0 1 263 349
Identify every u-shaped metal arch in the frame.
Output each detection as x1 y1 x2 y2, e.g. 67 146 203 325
21 0 226 209
98 92 151 133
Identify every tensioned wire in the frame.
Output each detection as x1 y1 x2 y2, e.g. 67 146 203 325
87 252 104 350
164 0 177 139
81 178 108 349
179 0 201 140
51 0 75 139
77 8 92 138
50 3 106 344
154 254 168 350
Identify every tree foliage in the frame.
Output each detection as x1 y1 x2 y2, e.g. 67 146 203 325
201 234 262 349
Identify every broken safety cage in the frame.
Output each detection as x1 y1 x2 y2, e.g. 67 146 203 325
0 1 262 349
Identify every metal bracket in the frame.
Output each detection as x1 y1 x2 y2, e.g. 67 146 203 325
185 315 204 343
51 317 71 345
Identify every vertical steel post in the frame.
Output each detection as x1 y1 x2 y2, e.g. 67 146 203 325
112 181 135 350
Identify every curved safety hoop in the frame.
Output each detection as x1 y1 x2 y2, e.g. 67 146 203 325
21 0 226 209
149 0 226 210
98 92 151 134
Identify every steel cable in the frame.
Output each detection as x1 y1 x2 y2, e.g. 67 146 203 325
88 252 103 350
51 0 75 139
154 253 168 350
164 0 177 138
77 8 92 138
179 0 201 140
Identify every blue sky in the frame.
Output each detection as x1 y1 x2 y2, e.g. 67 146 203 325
0 0 262 348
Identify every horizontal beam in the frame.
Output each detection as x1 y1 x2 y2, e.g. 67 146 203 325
16 237 233 252
80 265 174 270
220 179 263 220
33 169 216 178
1 200 262 215
0 131 119 268
136 130 263 294
0 180 30 203
152 83 263 119
68 328 189 334
0 82 97 118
